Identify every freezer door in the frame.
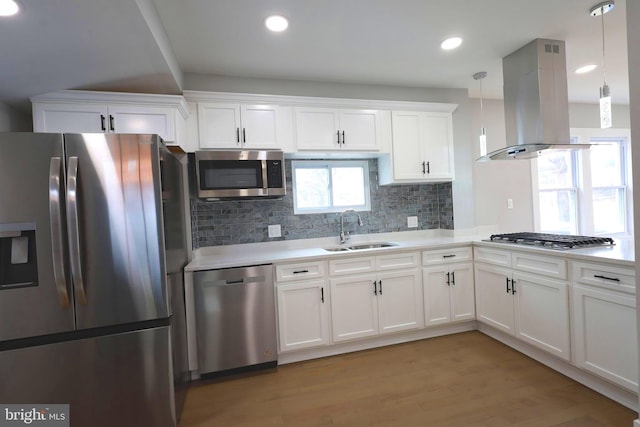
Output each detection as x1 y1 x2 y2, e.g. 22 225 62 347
0 132 75 341
0 326 176 427
64 134 169 329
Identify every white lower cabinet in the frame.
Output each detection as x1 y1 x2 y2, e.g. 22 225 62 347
474 263 515 334
330 274 379 342
276 280 330 353
275 261 330 353
329 252 423 343
570 261 638 392
423 262 475 326
474 247 570 361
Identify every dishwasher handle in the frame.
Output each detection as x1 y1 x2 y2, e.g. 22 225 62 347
198 275 268 287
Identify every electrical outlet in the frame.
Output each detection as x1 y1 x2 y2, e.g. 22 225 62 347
268 224 281 238
407 216 418 228
507 199 514 209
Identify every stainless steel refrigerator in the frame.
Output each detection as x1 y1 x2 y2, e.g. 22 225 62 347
0 133 189 426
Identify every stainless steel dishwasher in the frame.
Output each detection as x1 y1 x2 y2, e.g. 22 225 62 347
193 264 277 377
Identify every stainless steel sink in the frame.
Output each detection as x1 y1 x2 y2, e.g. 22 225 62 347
348 243 397 250
322 242 397 252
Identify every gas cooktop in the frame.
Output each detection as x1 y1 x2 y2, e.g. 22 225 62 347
486 232 615 250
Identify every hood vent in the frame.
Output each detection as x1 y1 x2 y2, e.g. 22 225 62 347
478 39 591 161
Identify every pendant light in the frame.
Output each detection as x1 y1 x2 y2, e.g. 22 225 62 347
590 1 614 128
473 71 488 156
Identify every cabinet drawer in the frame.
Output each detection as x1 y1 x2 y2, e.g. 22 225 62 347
329 256 376 276
276 260 327 283
572 261 635 293
422 247 472 265
473 247 511 267
512 252 567 280
376 251 420 271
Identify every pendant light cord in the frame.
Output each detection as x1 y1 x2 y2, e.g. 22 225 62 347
601 12 607 85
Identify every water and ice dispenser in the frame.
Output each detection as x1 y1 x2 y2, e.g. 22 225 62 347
0 223 38 290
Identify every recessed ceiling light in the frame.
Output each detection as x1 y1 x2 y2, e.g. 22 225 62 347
0 0 19 16
441 37 463 51
265 15 289 32
575 64 598 74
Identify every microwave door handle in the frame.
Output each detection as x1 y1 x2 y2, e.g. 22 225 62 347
66 156 87 305
261 160 268 190
49 157 70 308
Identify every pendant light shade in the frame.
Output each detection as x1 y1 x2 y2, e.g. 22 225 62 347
590 1 614 128
473 71 488 156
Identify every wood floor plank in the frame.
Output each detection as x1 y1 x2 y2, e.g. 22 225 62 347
179 331 637 427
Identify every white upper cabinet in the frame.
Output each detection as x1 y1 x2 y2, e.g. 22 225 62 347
31 90 189 149
294 107 383 151
197 102 287 150
379 109 456 184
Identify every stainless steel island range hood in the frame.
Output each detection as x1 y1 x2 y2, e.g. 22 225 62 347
478 38 590 161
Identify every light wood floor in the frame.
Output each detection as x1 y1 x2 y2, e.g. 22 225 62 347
179 331 637 427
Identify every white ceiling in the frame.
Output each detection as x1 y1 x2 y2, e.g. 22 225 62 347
0 0 630 109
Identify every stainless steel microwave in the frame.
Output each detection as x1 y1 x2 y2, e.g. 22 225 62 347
194 150 286 199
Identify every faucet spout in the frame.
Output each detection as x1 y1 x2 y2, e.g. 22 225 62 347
339 209 364 244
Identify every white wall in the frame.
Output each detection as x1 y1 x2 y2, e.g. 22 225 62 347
626 1 640 419
471 98 631 232
470 98 535 232
570 103 630 129
0 102 32 131
185 73 476 229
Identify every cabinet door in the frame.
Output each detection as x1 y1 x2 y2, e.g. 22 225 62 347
423 265 451 326
198 103 242 149
474 263 514 335
294 107 340 150
330 274 378 342
572 285 638 392
33 103 108 133
377 269 424 334
339 110 380 151
421 113 454 180
391 111 425 181
109 105 175 142
240 105 280 149
513 272 570 360
276 280 330 353
449 263 475 322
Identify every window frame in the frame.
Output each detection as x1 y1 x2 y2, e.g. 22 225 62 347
533 146 580 235
532 128 633 237
291 159 372 215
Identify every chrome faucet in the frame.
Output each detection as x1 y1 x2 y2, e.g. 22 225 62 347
339 209 363 244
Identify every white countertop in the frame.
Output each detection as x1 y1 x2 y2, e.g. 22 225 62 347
185 230 635 272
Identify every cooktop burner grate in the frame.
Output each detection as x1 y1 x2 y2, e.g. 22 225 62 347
488 232 615 250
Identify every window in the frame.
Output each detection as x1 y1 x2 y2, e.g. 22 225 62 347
589 139 628 234
292 160 371 214
537 150 579 234
534 128 632 237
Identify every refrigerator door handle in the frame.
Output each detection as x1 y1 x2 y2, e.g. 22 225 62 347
66 156 87 305
49 157 70 308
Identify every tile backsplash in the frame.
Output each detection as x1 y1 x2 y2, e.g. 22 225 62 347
191 159 453 248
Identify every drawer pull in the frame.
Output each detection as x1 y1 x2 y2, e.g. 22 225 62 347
443 254 456 258
594 274 621 282
293 269 309 274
